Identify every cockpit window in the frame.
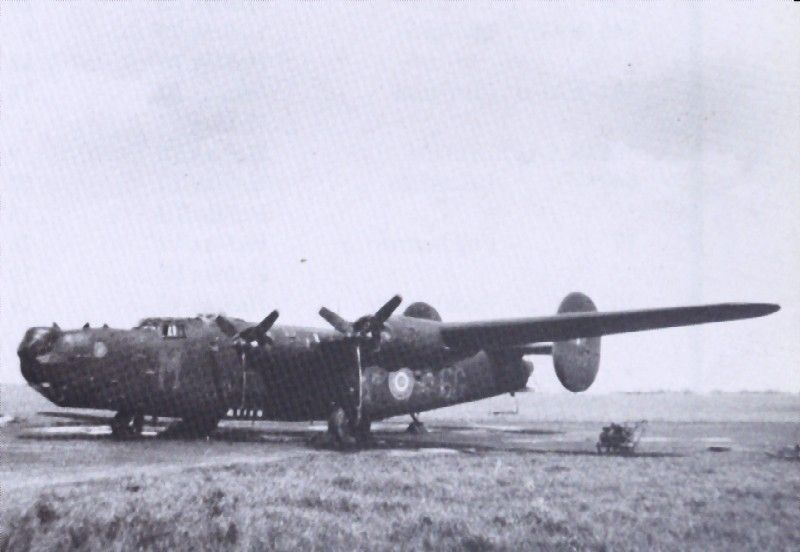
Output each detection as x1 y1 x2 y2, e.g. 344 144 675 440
137 319 160 331
162 322 186 339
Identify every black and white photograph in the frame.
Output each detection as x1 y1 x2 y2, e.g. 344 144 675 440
1 3 798 551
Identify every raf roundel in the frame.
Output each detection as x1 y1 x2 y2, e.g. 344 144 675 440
93 341 108 358
388 368 414 400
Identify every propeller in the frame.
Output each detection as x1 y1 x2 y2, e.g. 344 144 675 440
318 295 402 345
240 310 280 346
215 310 280 349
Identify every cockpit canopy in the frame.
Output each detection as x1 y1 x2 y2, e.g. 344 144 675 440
136 314 238 339
136 317 206 339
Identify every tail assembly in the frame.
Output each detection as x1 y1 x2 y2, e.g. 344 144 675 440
552 292 601 392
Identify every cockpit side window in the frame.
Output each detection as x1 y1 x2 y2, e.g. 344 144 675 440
161 322 187 339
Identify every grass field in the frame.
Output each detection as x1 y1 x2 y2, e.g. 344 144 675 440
3 443 798 551
1 386 798 551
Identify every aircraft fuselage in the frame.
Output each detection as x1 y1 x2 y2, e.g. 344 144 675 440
19 316 531 422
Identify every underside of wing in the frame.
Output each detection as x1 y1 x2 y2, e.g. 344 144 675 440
441 302 779 351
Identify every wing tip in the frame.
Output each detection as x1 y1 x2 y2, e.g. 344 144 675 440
727 302 780 319
757 303 780 316
711 303 781 322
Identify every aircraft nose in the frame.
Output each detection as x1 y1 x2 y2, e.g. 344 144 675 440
18 326 61 384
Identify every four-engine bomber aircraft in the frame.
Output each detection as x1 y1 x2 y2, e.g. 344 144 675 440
18 293 779 445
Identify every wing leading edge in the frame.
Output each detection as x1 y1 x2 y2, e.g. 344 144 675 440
440 302 779 351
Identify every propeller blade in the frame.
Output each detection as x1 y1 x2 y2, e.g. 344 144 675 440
319 307 354 334
240 310 280 345
215 316 238 337
373 295 402 325
255 310 280 334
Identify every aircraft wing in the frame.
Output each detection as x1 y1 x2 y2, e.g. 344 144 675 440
440 303 779 350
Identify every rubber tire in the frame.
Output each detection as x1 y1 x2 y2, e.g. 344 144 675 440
353 417 372 443
180 415 220 437
111 412 143 439
131 413 144 435
328 406 356 448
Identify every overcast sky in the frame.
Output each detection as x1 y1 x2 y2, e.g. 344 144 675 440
2 3 798 392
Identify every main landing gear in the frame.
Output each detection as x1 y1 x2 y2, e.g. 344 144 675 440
327 406 371 448
111 411 221 439
110 411 144 439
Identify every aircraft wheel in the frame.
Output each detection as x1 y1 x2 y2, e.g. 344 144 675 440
181 414 220 437
327 406 356 448
132 413 144 435
407 413 428 435
158 415 220 439
353 417 372 444
111 411 143 439
406 412 428 435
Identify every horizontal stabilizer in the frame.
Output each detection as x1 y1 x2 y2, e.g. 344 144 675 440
442 302 779 351
513 344 554 356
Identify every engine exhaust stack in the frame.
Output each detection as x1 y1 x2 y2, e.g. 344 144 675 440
553 292 601 392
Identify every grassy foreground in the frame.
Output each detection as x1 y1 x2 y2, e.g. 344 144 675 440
2 447 797 551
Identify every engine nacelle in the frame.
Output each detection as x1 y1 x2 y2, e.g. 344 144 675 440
553 292 601 392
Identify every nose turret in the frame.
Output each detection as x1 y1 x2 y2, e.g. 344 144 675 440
18 325 62 384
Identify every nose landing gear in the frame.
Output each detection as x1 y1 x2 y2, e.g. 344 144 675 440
110 412 144 439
